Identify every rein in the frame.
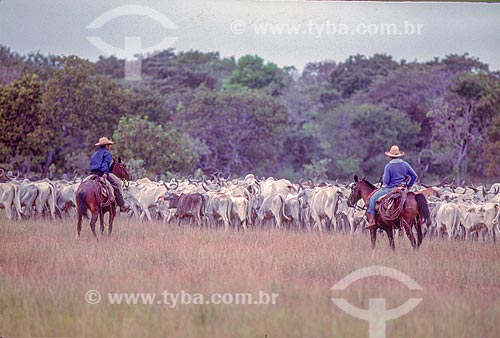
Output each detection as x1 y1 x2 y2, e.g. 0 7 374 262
353 203 367 211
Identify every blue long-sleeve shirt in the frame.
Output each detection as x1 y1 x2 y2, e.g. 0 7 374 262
89 148 112 174
382 159 418 188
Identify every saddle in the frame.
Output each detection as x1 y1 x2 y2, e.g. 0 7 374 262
375 186 408 226
83 174 115 207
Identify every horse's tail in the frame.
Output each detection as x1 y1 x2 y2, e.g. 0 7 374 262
76 190 89 219
415 193 431 227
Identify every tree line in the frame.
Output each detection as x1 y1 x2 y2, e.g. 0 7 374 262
0 45 499 184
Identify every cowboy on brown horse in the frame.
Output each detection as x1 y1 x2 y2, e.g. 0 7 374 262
366 145 418 230
90 137 130 212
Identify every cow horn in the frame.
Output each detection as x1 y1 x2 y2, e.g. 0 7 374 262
0 168 4 177
467 185 478 193
202 181 221 192
449 178 456 192
439 176 448 187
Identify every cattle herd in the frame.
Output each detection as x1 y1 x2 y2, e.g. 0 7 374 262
1 171 499 242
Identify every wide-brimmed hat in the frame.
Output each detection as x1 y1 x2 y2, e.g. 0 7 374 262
95 137 114 146
385 145 404 158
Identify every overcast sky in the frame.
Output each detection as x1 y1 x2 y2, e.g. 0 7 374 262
1 0 499 71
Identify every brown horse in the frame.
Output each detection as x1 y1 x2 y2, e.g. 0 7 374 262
347 175 431 251
76 157 131 238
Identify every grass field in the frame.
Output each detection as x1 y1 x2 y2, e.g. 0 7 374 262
1 215 500 338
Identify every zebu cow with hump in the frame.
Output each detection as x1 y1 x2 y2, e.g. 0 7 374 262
203 182 232 230
259 177 297 197
125 180 168 222
219 179 252 230
14 178 57 220
253 193 290 229
299 185 343 232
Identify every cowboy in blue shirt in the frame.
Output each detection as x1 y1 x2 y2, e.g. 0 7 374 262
366 145 418 230
90 137 129 212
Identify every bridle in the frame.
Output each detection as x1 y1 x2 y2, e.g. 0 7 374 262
111 159 131 187
347 182 367 211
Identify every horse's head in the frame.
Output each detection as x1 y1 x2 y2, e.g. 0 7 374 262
347 175 362 207
111 157 132 181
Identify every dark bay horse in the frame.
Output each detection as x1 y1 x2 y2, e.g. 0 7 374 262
347 175 431 251
76 157 131 238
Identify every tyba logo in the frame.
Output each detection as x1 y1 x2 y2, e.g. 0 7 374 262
86 5 178 81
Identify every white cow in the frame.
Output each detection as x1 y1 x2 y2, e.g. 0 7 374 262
433 202 463 240
0 182 20 220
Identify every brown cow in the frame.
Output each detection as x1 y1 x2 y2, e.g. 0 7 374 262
164 192 207 227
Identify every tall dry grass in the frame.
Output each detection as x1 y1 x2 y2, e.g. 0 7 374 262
1 215 499 337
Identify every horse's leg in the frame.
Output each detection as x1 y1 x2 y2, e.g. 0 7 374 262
90 212 98 238
77 212 82 237
109 205 115 236
386 228 396 251
403 222 417 250
416 221 423 248
370 228 377 249
100 210 105 234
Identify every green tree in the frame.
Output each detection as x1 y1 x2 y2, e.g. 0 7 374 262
0 73 43 172
112 116 202 176
0 46 27 85
223 55 291 96
471 75 500 178
427 73 497 182
330 54 399 98
37 56 137 174
180 90 288 175
317 103 420 179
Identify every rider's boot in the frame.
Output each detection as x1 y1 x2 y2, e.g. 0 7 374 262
365 213 377 230
114 188 130 212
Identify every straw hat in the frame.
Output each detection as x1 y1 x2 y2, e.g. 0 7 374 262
385 145 404 158
95 137 114 147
